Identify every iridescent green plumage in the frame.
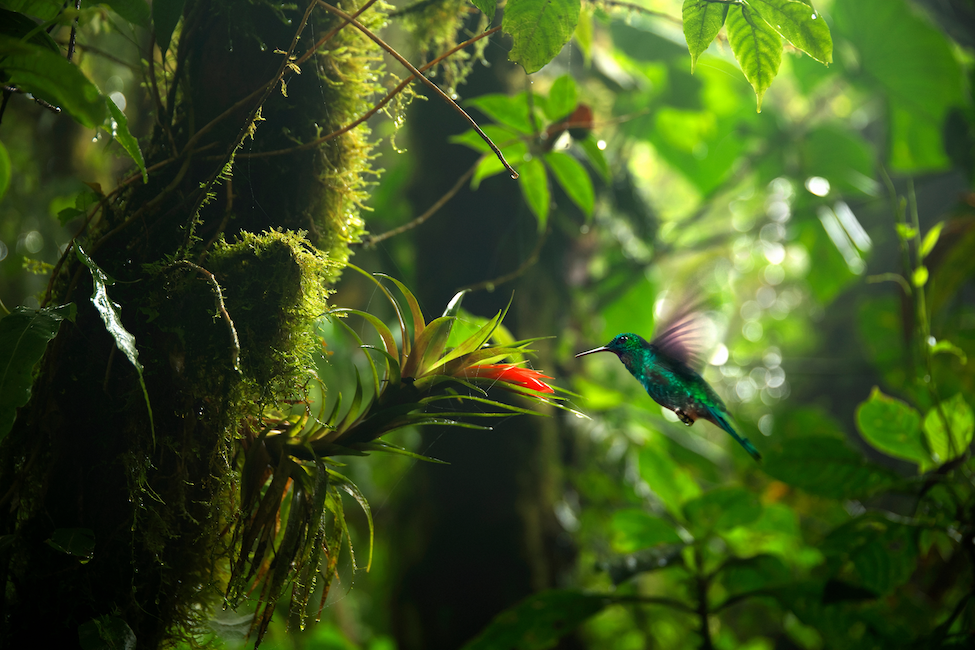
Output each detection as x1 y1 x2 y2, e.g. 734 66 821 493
577 324 761 461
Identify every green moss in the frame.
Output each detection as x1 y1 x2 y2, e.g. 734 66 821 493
208 229 335 402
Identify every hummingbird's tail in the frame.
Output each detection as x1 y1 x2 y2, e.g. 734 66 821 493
707 407 762 461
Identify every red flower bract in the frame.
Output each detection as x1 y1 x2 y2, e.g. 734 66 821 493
463 364 555 394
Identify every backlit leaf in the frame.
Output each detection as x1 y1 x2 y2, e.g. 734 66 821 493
503 0 581 75
920 221 945 259
855 387 929 468
682 0 728 72
470 0 496 22
749 0 832 65
726 3 782 111
923 393 974 464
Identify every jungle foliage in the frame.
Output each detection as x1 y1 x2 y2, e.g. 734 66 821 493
1 0 974 649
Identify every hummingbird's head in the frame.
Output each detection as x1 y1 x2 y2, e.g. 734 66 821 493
575 333 647 364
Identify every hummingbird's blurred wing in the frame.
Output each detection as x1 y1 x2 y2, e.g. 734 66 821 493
651 301 708 371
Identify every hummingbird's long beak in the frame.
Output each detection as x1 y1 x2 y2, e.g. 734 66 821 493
575 346 610 358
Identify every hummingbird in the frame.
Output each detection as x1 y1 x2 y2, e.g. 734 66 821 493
576 310 761 461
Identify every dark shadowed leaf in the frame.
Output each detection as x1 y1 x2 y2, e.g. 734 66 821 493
684 487 762 533
78 614 136 650
46 527 95 562
152 0 186 54
0 303 75 441
461 590 611 650
763 436 900 498
100 0 150 27
0 37 107 128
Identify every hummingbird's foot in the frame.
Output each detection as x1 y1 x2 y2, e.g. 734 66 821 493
674 408 694 426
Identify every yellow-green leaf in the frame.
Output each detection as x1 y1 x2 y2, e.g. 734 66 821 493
726 3 782 111
682 0 729 73
923 394 974 464
749 0 832 65
503 0 581 75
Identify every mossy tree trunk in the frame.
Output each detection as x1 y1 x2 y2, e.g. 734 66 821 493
0 1 380 647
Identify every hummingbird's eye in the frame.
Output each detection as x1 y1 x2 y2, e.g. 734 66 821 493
618 335 629 343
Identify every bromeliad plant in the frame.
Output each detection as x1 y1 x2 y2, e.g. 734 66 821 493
225 267 573 644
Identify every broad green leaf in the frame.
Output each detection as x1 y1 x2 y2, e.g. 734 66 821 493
822 517 917 596
0 303 75 441
726 3 782 111
461 590 610 650
106 99 147 183
0 37 107 128
470 0 496 23
0 139 9 202
152 0 186 54
466 93 535 134
78 615 137 650
75 246 155 441
503 0 581 75
923 394 974 464
611 509 683 552
855 387 929 468
920 221 945 259
545 75 578 121
763 437 900 499
719 554 792 595
46 527 95 562
683 487 762 534
100 0 150 27
544 151 593 217
749 0 832 65
638 440 701 517
449 125 521 154
518 156 550 230
682 0 728 72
